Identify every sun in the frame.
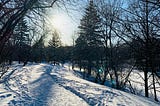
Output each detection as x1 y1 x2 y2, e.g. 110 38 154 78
50 14 69 32
48 13 75 45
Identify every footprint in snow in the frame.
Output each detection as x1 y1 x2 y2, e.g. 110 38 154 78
0 94 12 100
6 94 12 97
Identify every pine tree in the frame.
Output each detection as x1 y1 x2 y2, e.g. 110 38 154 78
48 31 61 48
13 18 30 46
78 0 102 47
75 0 103 77
11 17 30 65
47 31 61 64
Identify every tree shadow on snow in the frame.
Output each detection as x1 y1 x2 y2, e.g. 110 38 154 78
9 64 55 106
47 67 120 106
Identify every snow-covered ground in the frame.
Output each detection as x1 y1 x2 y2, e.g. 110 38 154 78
0 63 159 106
128 69 160 101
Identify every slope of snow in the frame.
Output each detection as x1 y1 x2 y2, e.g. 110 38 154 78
0 63 159 106
128 70 160 101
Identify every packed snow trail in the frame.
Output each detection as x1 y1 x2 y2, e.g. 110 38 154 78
28 64 88 106
7 64 89 106
0 63 159 106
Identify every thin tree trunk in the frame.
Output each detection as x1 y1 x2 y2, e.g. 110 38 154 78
114 68 119 89
79 60 82 71
102 68 108 85
144 0 149 98
144 67 149 97
87 60 92 77
152 70 158 101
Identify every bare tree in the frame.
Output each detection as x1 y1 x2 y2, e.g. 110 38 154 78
98 0 124 88
122 0 160 101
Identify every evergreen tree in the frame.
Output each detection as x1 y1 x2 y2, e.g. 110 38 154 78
11 17 30 65
47 31 61 64
75 0 103 77
13 18 30 45
78 0 102 47
31 35 45 63
48 31 61 48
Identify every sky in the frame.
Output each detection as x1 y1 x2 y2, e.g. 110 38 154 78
48 12 77 46
45 0 127 46
45 1 87 46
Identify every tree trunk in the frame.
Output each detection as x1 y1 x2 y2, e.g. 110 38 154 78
95 71 100 83
18 55 21 64
102 68 108 85
152 71 158 101
72 62 74 70
144 67 149 97
87 61 92 77
79 60 82 71
114 68 119 89
144 0 149 98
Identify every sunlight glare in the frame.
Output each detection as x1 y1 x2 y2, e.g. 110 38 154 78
49 14 75 45
51 14 68 32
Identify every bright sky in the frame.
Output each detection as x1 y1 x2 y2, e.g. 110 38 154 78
46 2 85 46
49 13 76 46
45 0 126 46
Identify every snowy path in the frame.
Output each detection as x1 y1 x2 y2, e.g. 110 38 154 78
28 64 88 106
0 63 159 106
